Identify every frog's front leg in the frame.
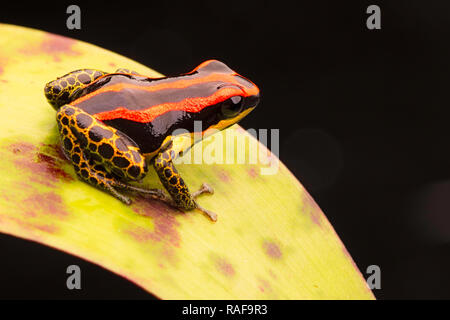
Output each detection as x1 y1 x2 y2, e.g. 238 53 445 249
153 142 217 221
56 104 167 203
45 69 108 109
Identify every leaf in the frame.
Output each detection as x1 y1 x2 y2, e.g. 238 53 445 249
0 23 374 299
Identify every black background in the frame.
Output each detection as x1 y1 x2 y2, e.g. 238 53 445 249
1 0 450 299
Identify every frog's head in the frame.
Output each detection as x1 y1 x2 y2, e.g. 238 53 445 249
189 60 260 136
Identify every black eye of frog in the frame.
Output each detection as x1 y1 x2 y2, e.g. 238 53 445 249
221 96 243 118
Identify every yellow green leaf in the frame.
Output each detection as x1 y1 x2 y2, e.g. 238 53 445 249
0 23 374 299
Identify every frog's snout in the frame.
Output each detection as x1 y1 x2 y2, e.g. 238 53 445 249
245 91 260 110
233 74 260 111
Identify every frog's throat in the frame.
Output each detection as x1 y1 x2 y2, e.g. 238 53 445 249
141 107 255 160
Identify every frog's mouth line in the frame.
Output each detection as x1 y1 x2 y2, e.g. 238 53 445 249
211 106 256 132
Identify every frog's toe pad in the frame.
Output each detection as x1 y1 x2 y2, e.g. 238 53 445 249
194 183 214 198
201 183 214 194
196 203 218 222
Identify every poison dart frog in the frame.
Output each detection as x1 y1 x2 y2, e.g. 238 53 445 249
44 60 260 221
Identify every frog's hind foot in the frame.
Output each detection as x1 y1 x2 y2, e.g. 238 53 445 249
194 202 218 222
192 183 214 198
116 183 176 206
193 183 217 221
152 142 218 222
119 182 217 221
104 183 132 205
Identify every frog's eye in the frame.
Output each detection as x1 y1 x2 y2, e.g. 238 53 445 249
221 96 243 118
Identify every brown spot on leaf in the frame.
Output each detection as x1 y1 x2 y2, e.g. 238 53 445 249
23 192 68 218
4 216 60 236
268 269 278 280
6 142 73 187
129 197 181 245
9 142 34 154
22 210 37 218
0 142 71 228
126 196 182 263
126 225 151 242
1 177 68 219
247 166 258 178
0 56 8 76
262 240 282 259
109 62 116 67
37 151 73 181
0 187 67 234
20 34 80 62
33 224 58 233
215 169 231 183
301 192 322 227
215 257 235 277
258 278 271 293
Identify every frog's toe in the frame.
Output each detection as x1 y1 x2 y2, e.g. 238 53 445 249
104 183 132 205
193 183 214 198
195 202 218 222
202 183 214 194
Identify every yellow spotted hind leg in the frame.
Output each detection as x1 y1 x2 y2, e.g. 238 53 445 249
153 141 217 221
56 104 162 203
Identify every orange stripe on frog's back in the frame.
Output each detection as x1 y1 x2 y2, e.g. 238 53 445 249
93 86 249 123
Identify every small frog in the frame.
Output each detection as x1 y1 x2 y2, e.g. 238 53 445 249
44 60 260 221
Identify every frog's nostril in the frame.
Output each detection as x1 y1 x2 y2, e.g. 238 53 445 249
246 92 260 109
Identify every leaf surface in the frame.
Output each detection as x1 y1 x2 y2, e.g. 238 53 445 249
0 24 374 299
